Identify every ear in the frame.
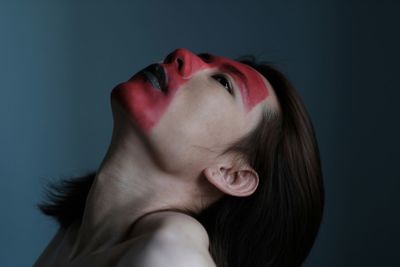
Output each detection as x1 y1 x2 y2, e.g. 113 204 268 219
203 161 259 197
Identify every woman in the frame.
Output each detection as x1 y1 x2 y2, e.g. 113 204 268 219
34 48 324 267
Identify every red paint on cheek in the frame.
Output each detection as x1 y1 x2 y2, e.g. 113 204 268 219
111 74 171 133
110 53 208 134
110 48 270 134
238 66 269 112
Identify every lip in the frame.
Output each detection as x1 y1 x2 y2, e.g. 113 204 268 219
141 63 167 93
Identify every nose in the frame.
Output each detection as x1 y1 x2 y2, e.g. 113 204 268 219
163 48 203 79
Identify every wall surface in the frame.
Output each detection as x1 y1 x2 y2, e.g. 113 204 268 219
0 0 399 266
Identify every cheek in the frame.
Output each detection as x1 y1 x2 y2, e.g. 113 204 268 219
153 86 239 149
190 101 242 149
111 75 171 134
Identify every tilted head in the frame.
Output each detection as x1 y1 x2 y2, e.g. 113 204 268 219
40 48 324 267
110 48 324 266
111 48 280 200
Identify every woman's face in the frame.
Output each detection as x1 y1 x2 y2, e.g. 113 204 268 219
111 48 278 174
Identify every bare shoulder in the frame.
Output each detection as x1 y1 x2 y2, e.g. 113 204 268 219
157 211 210 247
119 211 216 267
126 237 217 267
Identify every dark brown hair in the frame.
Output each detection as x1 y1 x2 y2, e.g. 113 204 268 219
39 58 324 267
193 58 325 267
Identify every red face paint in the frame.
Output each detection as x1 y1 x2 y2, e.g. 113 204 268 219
111 48 270 133
206 55 269 113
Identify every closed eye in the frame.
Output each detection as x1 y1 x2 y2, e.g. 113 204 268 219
212 74 234 95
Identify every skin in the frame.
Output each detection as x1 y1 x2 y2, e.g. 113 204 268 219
112 49 269 133
34 48 279 267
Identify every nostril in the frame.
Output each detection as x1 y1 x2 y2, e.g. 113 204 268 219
176 57 183 70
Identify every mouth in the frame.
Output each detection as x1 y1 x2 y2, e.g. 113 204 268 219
142 64 167 93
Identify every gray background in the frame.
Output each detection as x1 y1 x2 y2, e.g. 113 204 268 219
1 0 399 266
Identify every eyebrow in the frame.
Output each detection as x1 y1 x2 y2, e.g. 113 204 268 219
197 53 213 63
221 64 248 84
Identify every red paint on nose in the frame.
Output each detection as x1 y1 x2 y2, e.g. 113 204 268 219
111 48 270 135
163 48 207 79
163 48 269 113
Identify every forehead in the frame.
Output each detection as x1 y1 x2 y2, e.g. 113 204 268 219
205 54 270 113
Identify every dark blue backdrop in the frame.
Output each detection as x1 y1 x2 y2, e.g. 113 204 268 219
1 0 399 266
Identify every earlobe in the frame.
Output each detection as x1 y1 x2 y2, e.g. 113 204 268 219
203 165 259 197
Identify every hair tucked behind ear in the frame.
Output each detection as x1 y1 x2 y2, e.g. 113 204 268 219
38 57 324 267
192 58 325 267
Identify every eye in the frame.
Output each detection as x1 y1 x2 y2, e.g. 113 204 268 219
212 74 233 95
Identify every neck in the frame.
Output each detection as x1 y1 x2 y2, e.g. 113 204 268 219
68 119 204 260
